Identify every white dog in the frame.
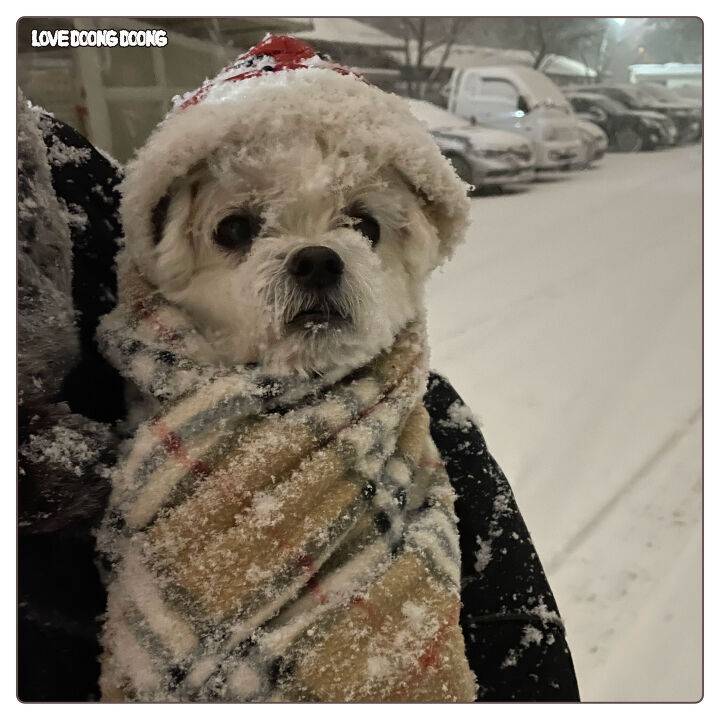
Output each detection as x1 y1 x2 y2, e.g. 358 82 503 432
97 35 479 702
117 36 469 385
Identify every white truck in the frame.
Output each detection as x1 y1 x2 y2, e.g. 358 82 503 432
445 65 582 172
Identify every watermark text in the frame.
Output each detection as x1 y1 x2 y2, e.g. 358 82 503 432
31 29 168 48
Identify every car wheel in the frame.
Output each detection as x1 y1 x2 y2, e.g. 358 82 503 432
615 127 643 152
447 154 474 185
579 140 594 168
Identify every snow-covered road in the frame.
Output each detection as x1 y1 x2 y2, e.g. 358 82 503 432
427 146 702 701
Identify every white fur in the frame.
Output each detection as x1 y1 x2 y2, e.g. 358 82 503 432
150 134 443 377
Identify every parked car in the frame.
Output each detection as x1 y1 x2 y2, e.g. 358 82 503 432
637 83 702 140
565 91 676 151
672 83 702 103
408 99 535 188
444 65 582 172
638 82 701 109
569 84 698 144
574 118 608 167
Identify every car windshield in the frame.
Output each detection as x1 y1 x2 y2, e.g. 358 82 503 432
639 84 681 103
623 85 662 105
407 100 470 131
576 94 627 114
673 83 702 100
591 87 643 109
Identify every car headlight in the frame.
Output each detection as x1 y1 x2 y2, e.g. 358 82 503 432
641 117 661 128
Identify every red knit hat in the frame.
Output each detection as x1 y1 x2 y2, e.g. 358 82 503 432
177 35 359 110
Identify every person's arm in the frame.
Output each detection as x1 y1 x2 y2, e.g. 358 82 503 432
424 373 580 701
17 99 126 701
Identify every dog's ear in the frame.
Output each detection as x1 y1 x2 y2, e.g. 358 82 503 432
151 194 171 246
388 171 445 272
393 168 464 268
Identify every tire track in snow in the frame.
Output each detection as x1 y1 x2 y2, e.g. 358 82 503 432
545 406 702 576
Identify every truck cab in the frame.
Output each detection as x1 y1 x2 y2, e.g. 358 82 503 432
446 65 582 171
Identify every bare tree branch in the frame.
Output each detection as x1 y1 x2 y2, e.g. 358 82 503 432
398 17 465 99
427 18 462 85
416 18 427 68
401 18 421 43
533 20 547 69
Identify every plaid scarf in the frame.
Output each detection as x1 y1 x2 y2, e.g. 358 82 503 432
97 266 476 702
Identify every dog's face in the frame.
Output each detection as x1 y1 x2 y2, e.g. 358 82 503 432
148 129 443 377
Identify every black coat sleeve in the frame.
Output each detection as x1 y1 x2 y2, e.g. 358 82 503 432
18 114 126 702
38 115 127 424
424 373 580 701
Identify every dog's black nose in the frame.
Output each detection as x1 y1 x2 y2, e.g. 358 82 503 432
288 246 344 291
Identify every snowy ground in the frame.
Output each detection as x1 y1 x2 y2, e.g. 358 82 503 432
427 145 702 702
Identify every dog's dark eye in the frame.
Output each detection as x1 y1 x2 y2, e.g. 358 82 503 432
214 213 261 252
347 211 380 247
